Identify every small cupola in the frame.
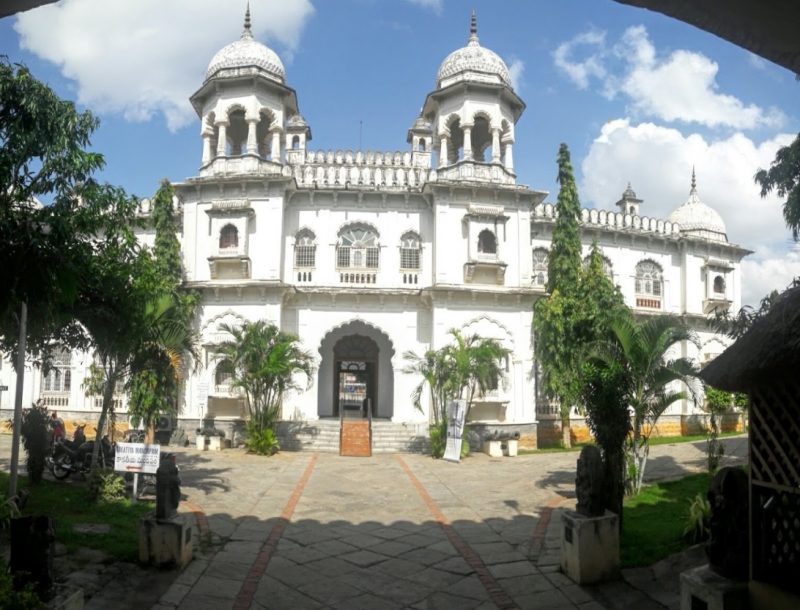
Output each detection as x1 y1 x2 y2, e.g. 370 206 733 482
615 182 643 216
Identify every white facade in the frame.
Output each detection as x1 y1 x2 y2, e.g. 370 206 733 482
0 11 750 445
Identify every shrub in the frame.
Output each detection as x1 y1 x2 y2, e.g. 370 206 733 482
87 468 127 503
683 492 711 544
428 422 447 458
0 560 44 609
20 403 50 484
245 422 280 455
0 491 20 529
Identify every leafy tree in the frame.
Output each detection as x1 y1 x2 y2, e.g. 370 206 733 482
702 385 733 472
754 133 800 240
20 402 50 484
402 348 453 426
592 316 699 494
127 180 198 440
534 145 605 447
217 320 314 443
0 58 132 361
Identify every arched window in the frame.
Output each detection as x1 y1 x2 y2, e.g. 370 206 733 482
471 115 491 162
532 248 549 287
583 253 614 280
418 140 426 152
226 108 248 156
215 360 235 389
294 230 316 269
713 275 726 295
41 348 71 394
635 260 663 308
477 229 497 255
337 224 379 269
291 135 300 150
219 224 238 250
399 232 421 270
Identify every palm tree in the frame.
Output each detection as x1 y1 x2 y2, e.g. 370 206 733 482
444 329 510 419
591 315 699 494
217 320 314 433
402 348 453 426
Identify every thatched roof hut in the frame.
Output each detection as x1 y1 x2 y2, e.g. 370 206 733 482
700 284 800 609
700 285 800 391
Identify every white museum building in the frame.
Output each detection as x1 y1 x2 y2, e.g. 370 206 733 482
0 11 750 450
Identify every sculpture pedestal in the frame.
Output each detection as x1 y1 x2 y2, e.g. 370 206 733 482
208 436 223 451
195 435 207 450
560 509 619 584
138 515 193 569
482 440 503 457
680 565 748 610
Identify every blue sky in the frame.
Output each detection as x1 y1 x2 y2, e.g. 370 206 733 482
2 0 798 305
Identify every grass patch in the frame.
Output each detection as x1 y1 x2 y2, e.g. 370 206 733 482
1 472 154 562
621 472 711 568
648 431 742 446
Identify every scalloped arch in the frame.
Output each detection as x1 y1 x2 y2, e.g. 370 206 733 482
460 314 514 349
336 220 381 239
317 318 396 361
200 309 247 335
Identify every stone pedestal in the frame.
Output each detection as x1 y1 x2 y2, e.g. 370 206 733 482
482 440 503 457
138 515 193 569
680 565 749 610
560 509 620 585
208 436 223 451
195 435 207 451
504 439 518 457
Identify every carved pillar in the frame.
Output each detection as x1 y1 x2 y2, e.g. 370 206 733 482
216 122 228 157
439 136 449 168
246 118 258 155
271 129 281 161
202 133 212 165
462 124 473 161
503 140 514 171
492 128 501 163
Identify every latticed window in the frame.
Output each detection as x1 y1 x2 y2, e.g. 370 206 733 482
215 360 235 387
477 229 497 254
399 232 421 270
532 248 549 287
294 230 316 268
635 260 663 308
219 224 238 250
41 349 71 393
336 225 380 269
713 275 726 295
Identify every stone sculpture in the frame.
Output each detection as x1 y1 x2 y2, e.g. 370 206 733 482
575 445 605 517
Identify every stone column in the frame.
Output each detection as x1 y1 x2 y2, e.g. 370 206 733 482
246 118 258 155
201 133 212 165
216 122 228 157
462 124 473 161
492 128 501 163
439 136 449 168
503 139 514 171
271 129 281 161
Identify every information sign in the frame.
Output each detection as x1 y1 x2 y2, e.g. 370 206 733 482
443 400 467 463
114 442 161 474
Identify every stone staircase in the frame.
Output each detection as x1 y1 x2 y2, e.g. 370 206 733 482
276 419 429 454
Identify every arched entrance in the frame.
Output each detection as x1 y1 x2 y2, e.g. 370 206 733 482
333 335 378 417
317 321 394 419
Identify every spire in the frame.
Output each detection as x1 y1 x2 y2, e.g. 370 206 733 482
241 1 253 40
690 165 697 193
468 9 479 44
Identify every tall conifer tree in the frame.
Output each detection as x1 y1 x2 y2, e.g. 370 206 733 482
546 144 582 294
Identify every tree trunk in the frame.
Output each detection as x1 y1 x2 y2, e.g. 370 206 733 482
91 373 117 472
561 417 572 449
604 448 625 533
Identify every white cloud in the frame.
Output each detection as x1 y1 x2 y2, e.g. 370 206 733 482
580 119 797 305
15 0 315 132
552 30 606 90
405 0 443 14
507 57 524 92
741 245 800 307
554 25 783 130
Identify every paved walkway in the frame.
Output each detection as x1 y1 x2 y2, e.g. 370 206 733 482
0 433 748 609
145 435 747 610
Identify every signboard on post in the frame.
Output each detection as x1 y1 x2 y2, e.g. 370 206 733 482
196 381 209 414
443 400 467 463
114 442 161 474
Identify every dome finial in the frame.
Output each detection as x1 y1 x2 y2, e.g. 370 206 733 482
690 165 697 193
242 1 253 40
469 9 479 44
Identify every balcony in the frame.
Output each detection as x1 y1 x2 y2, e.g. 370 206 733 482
703 295 732 314
464 259 507 284
208 250 251 280
209 384 244 398
40 393 70 409
635 296 661 310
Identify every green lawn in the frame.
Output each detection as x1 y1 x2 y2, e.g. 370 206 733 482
621 472 711 568
520 430 743 454
1 472 154 562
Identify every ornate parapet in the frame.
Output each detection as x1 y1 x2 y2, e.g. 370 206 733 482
533 203 682 239
437 160 516 185
199 155 284 178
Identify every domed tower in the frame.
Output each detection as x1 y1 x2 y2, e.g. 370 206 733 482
420 11 524 181
615 183 643 216
190 3 305 171
668 169 728 243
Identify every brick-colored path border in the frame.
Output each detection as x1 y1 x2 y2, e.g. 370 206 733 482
233 454 317 610
181 498 210 539
528 495 565 558
396 455 518 610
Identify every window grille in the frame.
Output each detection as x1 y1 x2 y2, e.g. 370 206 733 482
532 248 549 287
399 232 421 270
41 349 71 393
477 229 497 254
635 260 663 308
713 275 726 295
336 225 380 269
294 231 316 268
219 224 238 249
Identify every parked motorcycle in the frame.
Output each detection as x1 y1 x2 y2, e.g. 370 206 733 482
47 432 114 479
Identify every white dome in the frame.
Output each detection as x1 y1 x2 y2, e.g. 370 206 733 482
668 172 727 242
436 17 511 89
205 11 285 84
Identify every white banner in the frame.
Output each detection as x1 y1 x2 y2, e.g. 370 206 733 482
443 400 467 463
196 380 209 412
114 442 161 474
